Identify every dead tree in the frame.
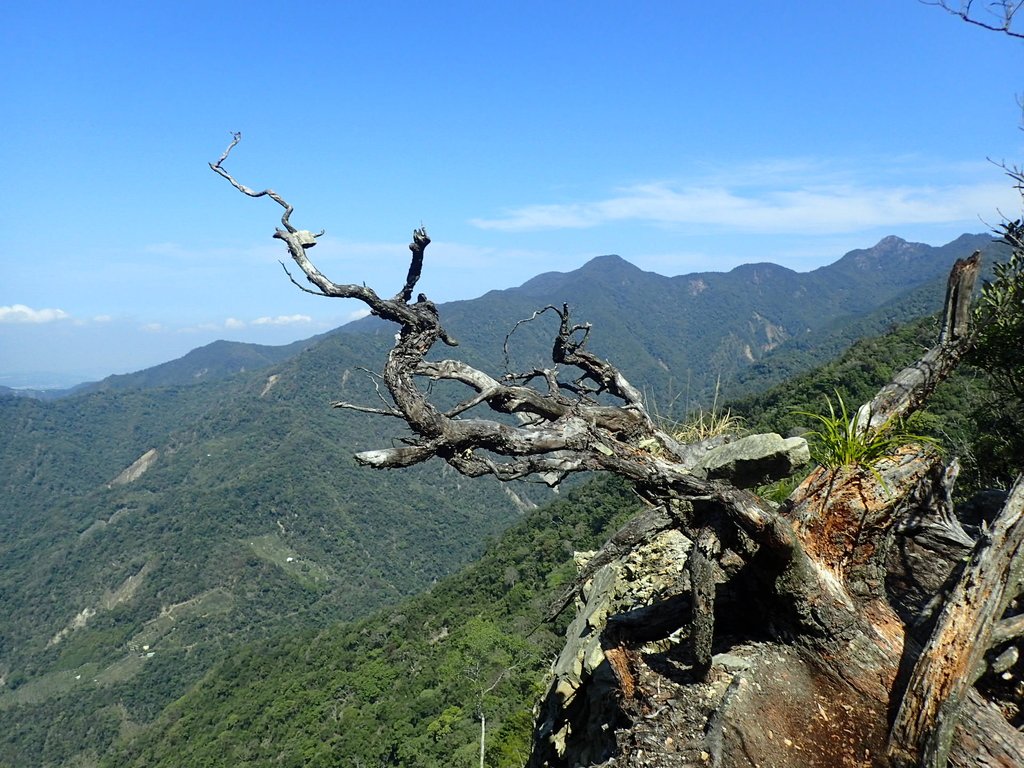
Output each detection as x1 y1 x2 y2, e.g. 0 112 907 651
212 136 1024 768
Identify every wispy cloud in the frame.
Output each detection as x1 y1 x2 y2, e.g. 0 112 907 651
252 314 313 326
0 304 71 324
224 317 246 329
470 159 1016 235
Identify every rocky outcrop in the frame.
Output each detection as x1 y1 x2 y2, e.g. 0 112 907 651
109 448 158 486
529 455 1024 768
531 529 692 766
696 433 809 489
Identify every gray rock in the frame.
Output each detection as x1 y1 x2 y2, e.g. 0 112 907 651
713 652 752 672
697 433 810 488
532 529 691 767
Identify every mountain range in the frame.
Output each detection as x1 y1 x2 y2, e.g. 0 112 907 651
0 232 1005 766
11 232 996 404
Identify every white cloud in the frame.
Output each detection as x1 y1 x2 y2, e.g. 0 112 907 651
224 317 246 329
141 322 163 332
0 304 71 323
252 314 313 326
346 308 372 322
470 158 1018 236
92 314 113 323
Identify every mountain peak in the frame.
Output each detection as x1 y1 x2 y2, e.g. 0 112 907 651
577 253 648 277
874 235 908 249
516 254 644 296
579 253 631 268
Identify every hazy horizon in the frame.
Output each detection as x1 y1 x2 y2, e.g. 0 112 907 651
0 230 990 389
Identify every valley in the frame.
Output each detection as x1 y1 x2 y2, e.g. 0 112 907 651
0 233 1012 766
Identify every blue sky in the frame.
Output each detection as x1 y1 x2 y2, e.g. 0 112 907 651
2 1 1022 385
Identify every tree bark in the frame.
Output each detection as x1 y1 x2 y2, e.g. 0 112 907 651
856 251 981 432
889 477 1024 768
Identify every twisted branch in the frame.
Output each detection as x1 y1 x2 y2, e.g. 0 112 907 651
924 0 1024 38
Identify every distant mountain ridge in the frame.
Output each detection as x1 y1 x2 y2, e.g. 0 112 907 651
431 232 997 404
6 336 324 400
12 232 996 404
80 337 319 392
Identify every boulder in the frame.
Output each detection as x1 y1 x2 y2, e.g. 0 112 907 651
697 433 809 488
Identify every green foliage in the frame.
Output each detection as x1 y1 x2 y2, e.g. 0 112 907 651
3 232 1014 765
757 470 811 505
89 284 1022 767
724 233 1007 402
973 222 1024 400
964 220 1024 488
729 313 1009 495
732 319 937 436
0 330 558 767
795 391 936 470
99 476 639 768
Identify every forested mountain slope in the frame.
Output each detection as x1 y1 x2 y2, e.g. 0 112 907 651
417 233 998 404
0 330 547 766
103 476 641 768
95 300 1011 768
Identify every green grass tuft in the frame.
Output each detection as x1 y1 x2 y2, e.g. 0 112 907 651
795 390 936 472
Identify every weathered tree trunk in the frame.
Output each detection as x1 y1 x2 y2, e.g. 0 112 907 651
211 140 1023 768
528 252 1024 767
889 476 1024 767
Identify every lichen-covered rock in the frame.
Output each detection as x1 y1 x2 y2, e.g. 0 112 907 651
530 529 691 767
697 433 809 488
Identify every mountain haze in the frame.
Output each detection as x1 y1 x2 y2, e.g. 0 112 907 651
5 337 323 401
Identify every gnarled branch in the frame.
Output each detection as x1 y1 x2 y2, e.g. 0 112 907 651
211 134 442 333
210 136 809 530
924 0 1024 38
214 137 1024 768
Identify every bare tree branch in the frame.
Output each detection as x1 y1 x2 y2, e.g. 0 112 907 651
210 132 300 233
214 136 1024 768
395 228 429 303
992 611 1024 645
279 261 333 297
210 134 443 332
924 0 1024 38
330 401 403 418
